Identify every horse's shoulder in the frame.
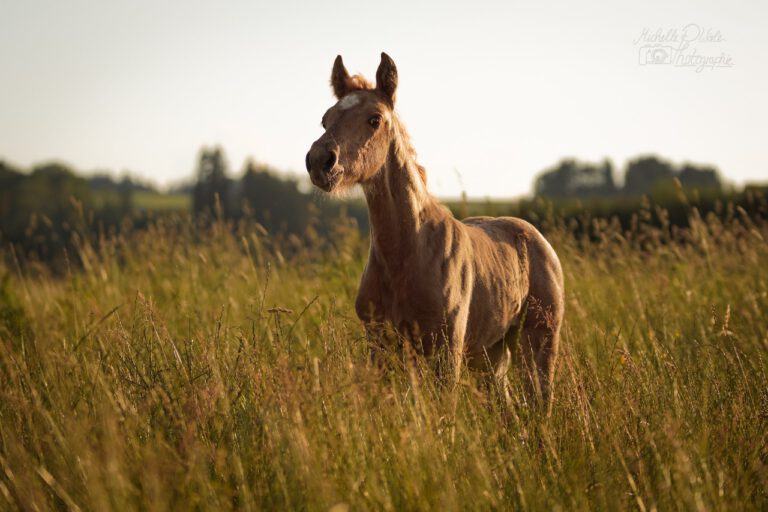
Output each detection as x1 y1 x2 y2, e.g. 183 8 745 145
355 256 390 321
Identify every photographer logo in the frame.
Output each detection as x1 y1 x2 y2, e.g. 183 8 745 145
634 23 734 72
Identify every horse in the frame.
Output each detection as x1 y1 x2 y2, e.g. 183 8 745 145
305 53 564 408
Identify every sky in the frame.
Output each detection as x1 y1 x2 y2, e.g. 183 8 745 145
1 0 766 198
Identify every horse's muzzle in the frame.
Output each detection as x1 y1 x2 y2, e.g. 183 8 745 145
306 143 340 191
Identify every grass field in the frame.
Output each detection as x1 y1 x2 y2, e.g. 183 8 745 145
92 190 191 212
0 204 767 510
132 191 191 212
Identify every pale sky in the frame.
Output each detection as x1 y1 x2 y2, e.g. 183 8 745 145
1 0 766 198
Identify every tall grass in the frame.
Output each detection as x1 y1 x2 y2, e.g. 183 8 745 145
0 201 766 511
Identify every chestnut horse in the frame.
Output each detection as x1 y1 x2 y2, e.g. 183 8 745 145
305 53 564 407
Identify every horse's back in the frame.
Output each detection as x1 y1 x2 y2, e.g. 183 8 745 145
462 215 560 268
462 215 564 320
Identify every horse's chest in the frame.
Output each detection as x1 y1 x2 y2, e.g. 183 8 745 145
358 258 463 332
384 275 445 324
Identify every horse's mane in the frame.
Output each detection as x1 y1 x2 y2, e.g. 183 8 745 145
392 115 427 186
341 74 374 92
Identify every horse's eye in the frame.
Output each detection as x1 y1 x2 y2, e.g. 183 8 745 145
369 115 381 129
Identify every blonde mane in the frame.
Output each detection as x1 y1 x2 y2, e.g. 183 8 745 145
339 74 373 92
391 114 428 186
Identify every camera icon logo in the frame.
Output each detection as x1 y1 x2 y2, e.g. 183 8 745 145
638 45 674 65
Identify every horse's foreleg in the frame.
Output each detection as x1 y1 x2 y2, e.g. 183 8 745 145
448 302 471 389
442 303 470 444
518 323 560 413
468 341 512 407
363 320 399 368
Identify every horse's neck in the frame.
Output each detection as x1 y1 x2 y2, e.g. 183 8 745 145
363 141 434 273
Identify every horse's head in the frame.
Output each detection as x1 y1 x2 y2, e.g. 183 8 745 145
306 52 398 193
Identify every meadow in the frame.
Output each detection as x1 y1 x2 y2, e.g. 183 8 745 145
0 199 766 511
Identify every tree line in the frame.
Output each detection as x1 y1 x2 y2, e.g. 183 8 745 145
534 156 722 199
188 146 369 234
0 149 368 263
1 148 763 265
0 160 124 260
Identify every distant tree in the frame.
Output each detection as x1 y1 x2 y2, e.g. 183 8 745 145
678 164 722 192
85 173 135 223
238 160 309 233
164 181 194 195
534 159 617 199
21 162 93 218
193 146 232 217
0 163 93 258
86 174 118 191
0 161 24 238
88 173 155 194
1 161 143 261
624 156 675 196
534 161 569 198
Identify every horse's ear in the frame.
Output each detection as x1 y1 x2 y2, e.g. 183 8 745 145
376 52 398 105
331 55 351 99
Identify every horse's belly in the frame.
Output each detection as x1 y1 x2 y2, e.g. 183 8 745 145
466 280 527 349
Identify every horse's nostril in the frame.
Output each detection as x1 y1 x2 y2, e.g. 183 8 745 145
323 151 337 173
305 152 312 173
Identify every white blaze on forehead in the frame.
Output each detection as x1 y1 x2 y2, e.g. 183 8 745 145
338 94 361 110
